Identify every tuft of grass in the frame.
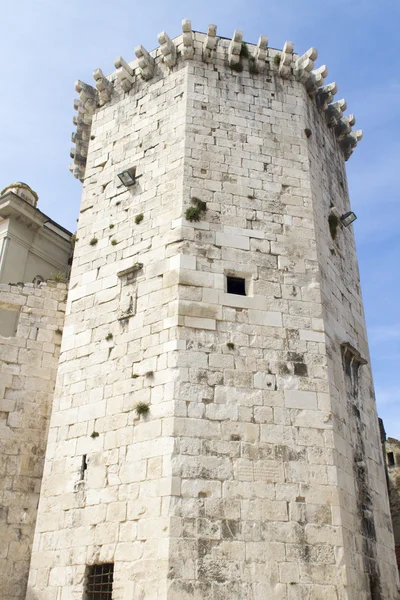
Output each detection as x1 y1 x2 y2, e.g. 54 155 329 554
193 198 207 213
90 431 99 438
226 342 235 350
247 194 256 200
105 333 113 341
240 42 249 58
55 328 63 335
274 53 281 66
109 224 114 229
328 214 339 240
111 239 118 246
230 61 243 73
134 402 150 416
145 371 154 378
185 198 207 223
90 237 98 246
185 206 201 222
53 272 65 282
304 128 312 138
135 213 144 225
248 57 259 75
131 373 139 379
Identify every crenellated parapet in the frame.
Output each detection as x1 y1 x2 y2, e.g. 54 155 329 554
69 18 362 181
69 80 98 181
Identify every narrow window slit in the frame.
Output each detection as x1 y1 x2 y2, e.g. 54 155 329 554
387 452 395 467
80 455 87 480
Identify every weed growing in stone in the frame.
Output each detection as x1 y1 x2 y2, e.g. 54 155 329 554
328 214 339 240
185 198 207 222
274 54 281 66
134 402 150 416
135 213 144 224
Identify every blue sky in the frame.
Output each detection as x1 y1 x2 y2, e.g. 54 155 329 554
1 0 399 436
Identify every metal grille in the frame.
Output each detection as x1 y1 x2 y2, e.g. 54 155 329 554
86 563 114 599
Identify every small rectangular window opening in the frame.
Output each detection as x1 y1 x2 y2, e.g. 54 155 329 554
387 452 395 467
80 455 87 480
86 563 114 600
227 276 246 296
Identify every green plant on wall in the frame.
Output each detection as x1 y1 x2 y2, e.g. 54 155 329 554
185 198 207 222
134 402 150 416
135 213 144 224
328 213 340 240
274 53 281 66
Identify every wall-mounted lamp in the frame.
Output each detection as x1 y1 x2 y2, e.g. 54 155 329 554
117 168 136 187
340 211 357 227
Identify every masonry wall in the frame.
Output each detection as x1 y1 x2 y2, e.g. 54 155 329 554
305 87 399 599
0 281 67 600
167 53 351 600
26 56 188 599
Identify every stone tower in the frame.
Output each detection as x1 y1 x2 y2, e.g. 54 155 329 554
26 21 399 600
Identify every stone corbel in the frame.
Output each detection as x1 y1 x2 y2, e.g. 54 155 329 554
306 65 328 94
135 45 155 80
158 31 177 68
335 114 356 140
70 81 98 181
279 41 294 79
228 30 243 68
93 69 113 106
325 99 347 128
316 82 337 110
203 24 217 63
254 36 268 72
114 56 135 92
182 19 194 59
294 47 318 84
339 130 363 160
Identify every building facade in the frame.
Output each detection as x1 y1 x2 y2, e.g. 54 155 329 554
20 21 400 600
0 184 72 599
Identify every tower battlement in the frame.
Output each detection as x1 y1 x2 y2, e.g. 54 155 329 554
70 20 362 182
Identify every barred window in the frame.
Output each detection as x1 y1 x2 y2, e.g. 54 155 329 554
86 564 114 599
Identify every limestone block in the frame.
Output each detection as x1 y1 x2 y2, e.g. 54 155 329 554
294 47 318 84
254 36 268 72
158 31 177 68
203 24 217 62
335 114 355 140
279 41 294 79
93 68 113 106
284 390 318 410
114 56 135 92
325 99 347 128
316 82 338 110
134 45 155 80
306 64 328 94
228 30 243 68
182 19 194 59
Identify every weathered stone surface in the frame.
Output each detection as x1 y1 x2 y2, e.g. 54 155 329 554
24 24 397 600
0 282 67 600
